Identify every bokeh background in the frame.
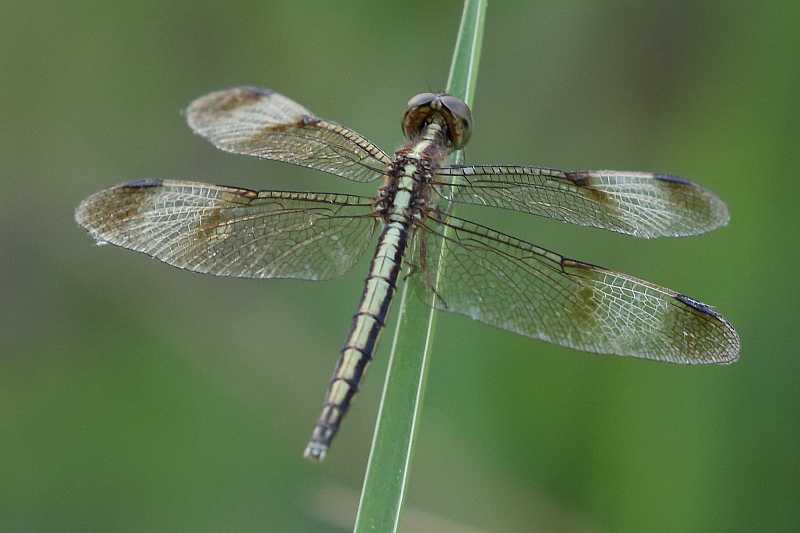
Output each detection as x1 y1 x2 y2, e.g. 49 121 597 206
2 1 798 531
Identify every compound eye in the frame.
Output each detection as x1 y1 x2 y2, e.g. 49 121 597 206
406 92 437 110
440 95 472 148
441 96 472 128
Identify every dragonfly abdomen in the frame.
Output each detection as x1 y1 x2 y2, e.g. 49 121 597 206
304 118 450 460
304 219 411 460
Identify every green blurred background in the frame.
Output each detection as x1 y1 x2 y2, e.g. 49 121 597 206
2 1 798 531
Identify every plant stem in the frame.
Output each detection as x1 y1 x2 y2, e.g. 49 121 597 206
353 2 486 532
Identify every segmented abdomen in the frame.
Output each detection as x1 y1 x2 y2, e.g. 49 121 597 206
304 219 410 460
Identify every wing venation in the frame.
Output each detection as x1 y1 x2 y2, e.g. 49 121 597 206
410 210 739 364
76 179 377 280
434 165 730 238
186 87 392 182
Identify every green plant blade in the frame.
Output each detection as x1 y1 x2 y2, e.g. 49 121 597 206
353 1 486 532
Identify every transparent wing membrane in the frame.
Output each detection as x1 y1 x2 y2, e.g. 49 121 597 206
186 87 392 182
75 179 376 280
411 211 740 364
435 165 730 238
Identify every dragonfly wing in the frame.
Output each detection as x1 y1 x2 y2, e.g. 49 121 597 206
410 211 739 364
434 165 730 238
186 87 392 182
76 179 376 280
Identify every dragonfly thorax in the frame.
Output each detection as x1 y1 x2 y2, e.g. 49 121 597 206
402 92 472 149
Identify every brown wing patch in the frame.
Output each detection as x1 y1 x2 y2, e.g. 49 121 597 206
561 259 601 330
245 118 311 144
78 180 161 236
564 171 616 208
198 207 226 239
200 86 273 114
574 285 600 327
197 189 259 239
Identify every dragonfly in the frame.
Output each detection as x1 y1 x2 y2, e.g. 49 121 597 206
75 86 740 461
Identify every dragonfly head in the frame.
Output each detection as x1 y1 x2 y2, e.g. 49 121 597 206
402 93 472 149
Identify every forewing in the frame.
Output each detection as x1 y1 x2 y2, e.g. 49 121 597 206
186 87 392 182
76 179 376 280
434 166 730 238
410 211 739 364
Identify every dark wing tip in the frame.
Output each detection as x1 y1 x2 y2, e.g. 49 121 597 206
654 173 693 186
674 293 741 364
74 188 109 242
675 293 719 318
120 178 163 189
186 86 275 122
652 173 731 237
241 86 275 98
75 179 166 243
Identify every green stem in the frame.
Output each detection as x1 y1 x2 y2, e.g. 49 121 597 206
353 2 486 532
